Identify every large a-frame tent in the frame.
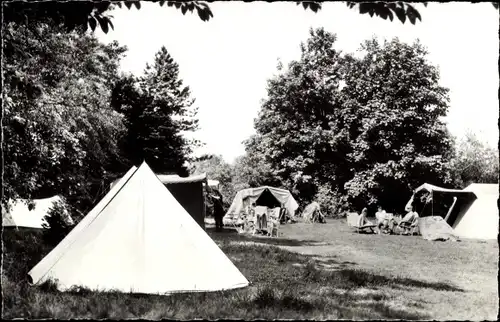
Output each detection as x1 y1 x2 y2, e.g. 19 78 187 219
111 170 208 230
28 162 249 295
453 183 498 240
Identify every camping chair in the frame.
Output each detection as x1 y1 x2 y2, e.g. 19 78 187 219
346 212 376 234
398 215 419 236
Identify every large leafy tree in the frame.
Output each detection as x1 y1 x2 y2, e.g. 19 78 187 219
3 21 128 213
111 46 200 176
250 28 455 215
339 37 455 212
248 28 347 203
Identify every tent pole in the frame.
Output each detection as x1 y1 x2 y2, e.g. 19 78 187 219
444 197 457 223
431 191 434 217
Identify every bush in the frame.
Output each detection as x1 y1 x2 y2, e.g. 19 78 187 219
42 200 73 246
314 183 348 218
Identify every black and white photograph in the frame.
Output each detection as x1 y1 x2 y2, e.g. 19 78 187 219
2 1 499 320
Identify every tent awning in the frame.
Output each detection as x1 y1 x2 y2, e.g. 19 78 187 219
414 183 472 194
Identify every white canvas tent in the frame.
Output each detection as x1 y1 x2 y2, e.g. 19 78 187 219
452 183 499 240
28 162 249 295
2 196 73 229
406 183 499 240
225 186 299 224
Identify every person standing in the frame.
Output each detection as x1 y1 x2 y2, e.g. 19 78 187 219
212 195 224 232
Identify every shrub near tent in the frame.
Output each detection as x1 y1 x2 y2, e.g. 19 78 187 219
28 162 249 295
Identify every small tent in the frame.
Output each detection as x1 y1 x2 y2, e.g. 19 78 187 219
2 196 73 229
28 162 249 295
452 183 499 240
111 170 207 230
301 202 325 223
225 186 299 223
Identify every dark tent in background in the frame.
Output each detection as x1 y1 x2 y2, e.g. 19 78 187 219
157 173 207 231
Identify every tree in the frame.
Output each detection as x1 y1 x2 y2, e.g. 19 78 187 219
235 135 283 192
248 28 347 205
111 46 200 176
7 1 496 35
250 28 455 215
340 37 455 213
3 1 213 34
3 21 128 214
450 131 499 187
42 200 74 246
190 154 235 208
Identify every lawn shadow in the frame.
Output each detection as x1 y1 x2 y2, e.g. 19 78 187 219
248 283 431 320
207 227 321 247
302 260 466 293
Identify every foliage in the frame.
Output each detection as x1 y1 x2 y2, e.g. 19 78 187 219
6 1 497 36
250 28 454 214
3 1 213 34
3 21 128 213
42 200 74 246
190 154 235 209
313 182 346 218
111 46 200 176
234 137 283 192
450 132 499 187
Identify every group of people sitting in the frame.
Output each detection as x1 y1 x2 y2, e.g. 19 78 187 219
238 202 288 236
358 205 420 235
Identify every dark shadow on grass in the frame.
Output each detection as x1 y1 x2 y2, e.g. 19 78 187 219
207 227 320 247
247 284 431 320
301 263 466 293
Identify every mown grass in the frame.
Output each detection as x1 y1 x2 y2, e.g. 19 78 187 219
2 221 498 320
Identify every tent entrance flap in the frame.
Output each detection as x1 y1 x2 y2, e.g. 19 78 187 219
254 188 281 209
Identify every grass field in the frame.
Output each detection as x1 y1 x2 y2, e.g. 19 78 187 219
2 219 498 320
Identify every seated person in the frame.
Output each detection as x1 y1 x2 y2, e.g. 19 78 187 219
358 207 369 227
375 206 391 234
400 207 419 235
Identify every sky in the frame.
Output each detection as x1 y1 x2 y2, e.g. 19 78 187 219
96 1 499 164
